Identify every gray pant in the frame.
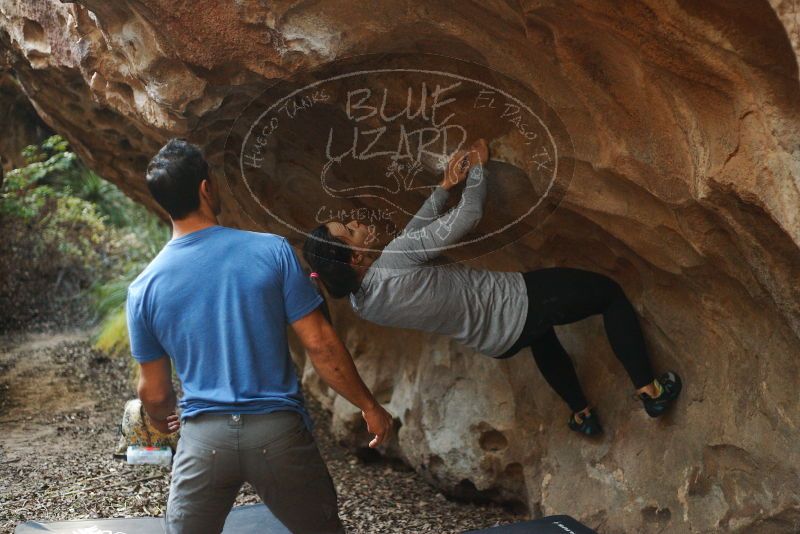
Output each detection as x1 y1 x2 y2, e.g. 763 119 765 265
166 410 344 534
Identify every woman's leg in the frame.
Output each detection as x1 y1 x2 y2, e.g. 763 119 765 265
599 277 656 389
529 327 589 413
523 267 655 390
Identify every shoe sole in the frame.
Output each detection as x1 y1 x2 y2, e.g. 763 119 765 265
646 372 682 418
569 426 604 436
568 416 604 436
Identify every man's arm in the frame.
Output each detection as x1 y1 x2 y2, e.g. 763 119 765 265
126 287 178 434
291 308 392 448
137 355 177 434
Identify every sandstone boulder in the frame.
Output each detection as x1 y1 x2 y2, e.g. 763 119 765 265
2 1 799 531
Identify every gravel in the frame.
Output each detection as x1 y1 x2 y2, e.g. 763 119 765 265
0 332 524 533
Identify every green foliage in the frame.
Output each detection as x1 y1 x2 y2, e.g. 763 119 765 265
93 307 130 357
0 135 169 337
1 149 113 331
2 134 149 227
89 206 169 355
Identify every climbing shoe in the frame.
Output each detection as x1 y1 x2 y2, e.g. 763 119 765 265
640 371 682 417
568 408 603 436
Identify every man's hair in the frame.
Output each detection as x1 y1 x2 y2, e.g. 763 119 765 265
145 139 209 220
302 225 361 299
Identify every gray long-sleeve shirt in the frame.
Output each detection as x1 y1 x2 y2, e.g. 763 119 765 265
349 164 529 357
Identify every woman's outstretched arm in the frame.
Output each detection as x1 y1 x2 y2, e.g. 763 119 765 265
401 185 451 233
400 142 478 233
380 162 488 266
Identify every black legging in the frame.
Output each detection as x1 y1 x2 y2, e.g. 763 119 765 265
498 268 655 412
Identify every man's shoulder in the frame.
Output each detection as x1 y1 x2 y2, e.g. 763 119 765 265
220 227 287 248
128 247 169 295
127 259 163 304
220 229 291 267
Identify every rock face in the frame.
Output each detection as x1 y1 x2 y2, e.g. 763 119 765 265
0 72 50 173
2 1 799 532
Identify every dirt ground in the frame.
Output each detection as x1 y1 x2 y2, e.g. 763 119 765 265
0 330 524 533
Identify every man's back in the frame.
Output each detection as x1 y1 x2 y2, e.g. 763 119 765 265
126 225 322 425
129 139 386 534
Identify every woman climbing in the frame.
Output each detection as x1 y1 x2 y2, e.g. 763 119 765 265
302 138 681 436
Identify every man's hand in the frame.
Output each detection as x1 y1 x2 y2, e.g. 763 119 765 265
146 411 179 434
166 413 180 433
362 404 393 448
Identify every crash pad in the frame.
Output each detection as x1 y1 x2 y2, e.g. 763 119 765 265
15 503 290 533
465 514 597 533
16 505 595 533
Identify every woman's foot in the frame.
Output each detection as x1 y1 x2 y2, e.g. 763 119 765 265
639 371 682 417
568 407 603 436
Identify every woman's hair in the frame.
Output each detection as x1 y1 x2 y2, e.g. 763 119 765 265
302 224 361 299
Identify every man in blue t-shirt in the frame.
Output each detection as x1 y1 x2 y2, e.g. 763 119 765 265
126 139 392 534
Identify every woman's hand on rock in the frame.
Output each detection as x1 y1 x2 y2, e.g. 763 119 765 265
467 138 489 168
441 139 489 190
441 149 470 190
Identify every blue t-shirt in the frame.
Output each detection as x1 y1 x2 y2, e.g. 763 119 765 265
125 225 322 428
